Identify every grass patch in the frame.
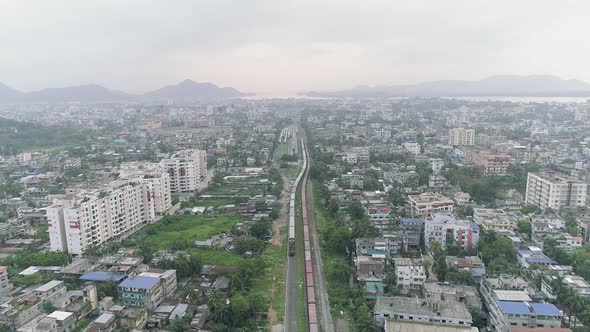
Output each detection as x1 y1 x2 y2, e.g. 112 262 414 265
274 143 289 161
312 180 355 326
134 214 241 250
189 248 246 266
286 164 302 181
251 240 287 324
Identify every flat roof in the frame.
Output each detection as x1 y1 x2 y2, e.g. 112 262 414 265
47 311 73 321
386 321 478 332
34 280 63 293
80 271 127 282
119 276 160 289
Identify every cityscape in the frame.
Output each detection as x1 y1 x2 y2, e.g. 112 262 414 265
2 2 590 332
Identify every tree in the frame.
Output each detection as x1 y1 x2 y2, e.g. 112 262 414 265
42 300 55 313
249 220 271 240
347 200 365 221
568 291 586 327
385 269 397 294
434 254 448 282
354 304 379 332
169 318 189 332
387 188 406 206
327 226 352 254
98 279 119 299
230 293 250 326
521 204 541 215
422 259 432 278
517 220 532 239
429 240 443 256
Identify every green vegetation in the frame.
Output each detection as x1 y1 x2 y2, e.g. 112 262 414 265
0 117 94 154
132 214 241 250
190 248 246 266
478 230 518 275
285 163 302 180
274 143 289 161
1 251 71 268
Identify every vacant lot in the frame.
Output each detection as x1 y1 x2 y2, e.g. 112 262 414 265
135 214 241 250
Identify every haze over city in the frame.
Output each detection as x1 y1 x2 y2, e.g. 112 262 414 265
2 0 590 95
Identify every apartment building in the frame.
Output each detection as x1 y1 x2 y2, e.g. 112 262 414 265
119 163 172 215
493 301 562 332
374 296 473 328
407 192 454 218
424 213 480 252
393 258 426 289
464 149 511 176
0 266 10 297
448 128 475 146
473 208 517 232
118 276 164 311
47 180 158 255
159 149 207 193
525 171 587 210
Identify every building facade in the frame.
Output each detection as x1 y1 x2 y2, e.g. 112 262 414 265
448 128 475 146
407 192 454 218
525 172 587 210
424 214 480 252
159 149 207 193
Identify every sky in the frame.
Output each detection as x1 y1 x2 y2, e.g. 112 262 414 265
1 0 590 95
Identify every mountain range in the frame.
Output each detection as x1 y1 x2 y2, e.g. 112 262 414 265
0 79 249 103
303 75 590 98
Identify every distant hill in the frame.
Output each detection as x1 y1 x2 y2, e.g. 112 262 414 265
23 84 132 103
0 83 22 100
304 75 590 98
0 80 249 103
142 79 247 101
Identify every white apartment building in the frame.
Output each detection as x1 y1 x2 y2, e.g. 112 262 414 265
0 266 10 297
402 142 421 155
47 180 158 255
525 171 587 210
407 192 454 218
159 149 207 193
424 214 480 252
119 163 172 214
448 128 475 146
393 258 426 289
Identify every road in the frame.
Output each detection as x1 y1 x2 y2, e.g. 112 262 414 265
305 164 335 332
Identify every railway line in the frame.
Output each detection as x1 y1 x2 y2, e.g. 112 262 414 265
285 131 333 332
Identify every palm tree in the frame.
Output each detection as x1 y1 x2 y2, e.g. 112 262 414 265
567 291 586 328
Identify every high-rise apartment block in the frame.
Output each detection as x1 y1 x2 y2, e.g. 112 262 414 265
159 150 207 193
525 171 587 210
448 128 475 146
47 179 165 255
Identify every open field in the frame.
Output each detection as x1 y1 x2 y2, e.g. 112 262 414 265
133 214 241 250
274 143 289 161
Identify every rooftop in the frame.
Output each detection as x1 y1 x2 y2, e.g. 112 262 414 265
119 276 160 290
497 301 561 316
375 296 472 322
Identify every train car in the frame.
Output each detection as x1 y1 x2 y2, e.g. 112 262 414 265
304 240 310 251
306 272 314 288
308 304 318 325
288 224 296 256
307 286 316 304
309 323 319 332
304 249 312 261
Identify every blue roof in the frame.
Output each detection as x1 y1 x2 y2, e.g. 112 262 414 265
469 221 479 231
517 249 534 256
400 218 424 224
80 272 127 282
119 276 160 289
497 301 561 316
497 301 530 315
526 257 557 264
531 303 561 316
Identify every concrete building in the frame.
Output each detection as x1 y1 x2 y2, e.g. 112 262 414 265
403 142 421 155
0 266 10 297
118 276 164 311
393 258 426 290
408 192 454 218
424 214 480 252
525 172 587 210
119 163 172 214
32 311 76 332
473 208 517 232
160 149 207 193
138 269 177 298
464 150 511 176
448 128 475 146
374 296 473 328
47 179 158 255
492 301 562 332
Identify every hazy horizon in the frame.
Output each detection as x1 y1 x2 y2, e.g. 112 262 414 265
2 1 590 95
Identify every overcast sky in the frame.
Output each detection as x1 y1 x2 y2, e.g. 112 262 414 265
1 0 589 95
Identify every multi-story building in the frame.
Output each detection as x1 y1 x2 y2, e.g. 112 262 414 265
407 192 454 218
399 218 425 247
160 149 207 193
119 163 172 214
525 171 587 210
448 128 475 146
138 269 177 298
118 276 164 311
393 258 426 289
47 180 158 255
0 266 10 297
354 256 386 282
493 301 562 332
424 214 480 252
473 208 517 232
374 296 473 328
402 142 421 155
464 149 511 176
